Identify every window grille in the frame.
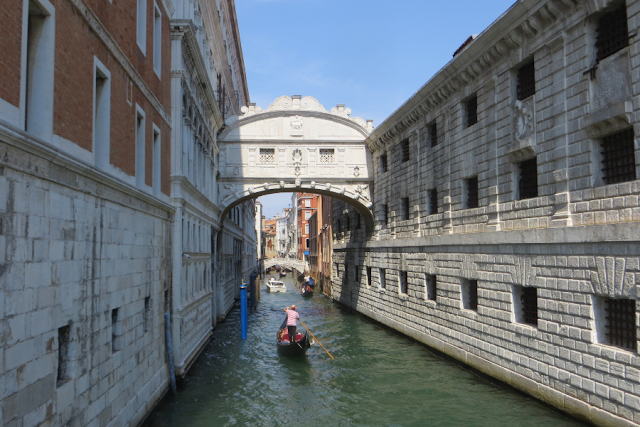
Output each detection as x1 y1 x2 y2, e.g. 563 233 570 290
604 298 637 351
380 268 386 289
466 177 479 209
519 158 538 200
468 280 478 311
367 266 372 287
466 95 478 127
400 271 408 294
380 153 388 173
426 274 437 301
429 189 438 215
319 148 335 163
402 197 410 221
596 4 629 62
430 122 438 147
601 128 636 184
401 139 410 162
521 287 538 326
260 148 275 164
383 204 388 225
517 61 536 100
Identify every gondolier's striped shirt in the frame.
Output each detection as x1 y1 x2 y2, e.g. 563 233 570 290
286 309 299 326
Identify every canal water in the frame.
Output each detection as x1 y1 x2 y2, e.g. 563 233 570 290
149 274 587 427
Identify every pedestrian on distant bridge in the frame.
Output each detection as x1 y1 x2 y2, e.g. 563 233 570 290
284 305 300 343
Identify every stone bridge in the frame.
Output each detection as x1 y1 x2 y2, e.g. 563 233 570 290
264 257 309 272
217 95 375 229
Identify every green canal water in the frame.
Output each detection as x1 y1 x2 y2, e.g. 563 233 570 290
149 275 588 427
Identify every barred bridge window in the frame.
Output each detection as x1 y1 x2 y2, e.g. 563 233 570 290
601 128 636 184
401 138 410 162
465 95 478 127
429 122 438 147
380 153 388 173
429 188 438 215
518 158 538 200
399 271 408 294
259 148 275 164
522 287 538 327
426 274 437 301
596 4 629 62
604 298 637 351
465 177 479 209
402 197 410 221
319 148 335 163
367 266 372 287
516 61 535 100
462 279 478 311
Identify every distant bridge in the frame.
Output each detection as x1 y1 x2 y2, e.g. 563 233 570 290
264 257 309 273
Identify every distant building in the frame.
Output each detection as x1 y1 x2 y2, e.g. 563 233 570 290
297 193 318 261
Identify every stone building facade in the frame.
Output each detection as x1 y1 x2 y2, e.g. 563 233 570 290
332 0 640 425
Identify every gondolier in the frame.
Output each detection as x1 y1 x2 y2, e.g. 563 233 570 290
283 305 300 343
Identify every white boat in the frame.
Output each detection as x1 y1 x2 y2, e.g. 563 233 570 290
267 278 287 293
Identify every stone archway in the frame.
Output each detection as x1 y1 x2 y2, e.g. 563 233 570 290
217 95 375 228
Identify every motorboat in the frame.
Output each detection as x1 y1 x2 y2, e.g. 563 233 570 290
266 278 287 293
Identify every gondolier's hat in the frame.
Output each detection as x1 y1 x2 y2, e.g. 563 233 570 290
291 305 296 309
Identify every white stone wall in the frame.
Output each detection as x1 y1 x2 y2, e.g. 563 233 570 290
0 135 172 427
335 1 640 425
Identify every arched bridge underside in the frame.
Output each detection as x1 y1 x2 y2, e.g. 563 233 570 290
218 95 375 229
264 258 309 272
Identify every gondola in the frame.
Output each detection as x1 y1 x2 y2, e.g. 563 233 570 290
276 316 310 356
301 284 313 297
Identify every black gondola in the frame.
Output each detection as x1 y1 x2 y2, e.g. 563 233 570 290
301 285 313 297
276 316 310 356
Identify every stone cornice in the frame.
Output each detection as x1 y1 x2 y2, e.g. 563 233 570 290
170 175 222 220
68 0 172 126
367 0 579 152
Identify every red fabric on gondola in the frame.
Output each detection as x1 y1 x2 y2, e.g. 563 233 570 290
280 333 304 342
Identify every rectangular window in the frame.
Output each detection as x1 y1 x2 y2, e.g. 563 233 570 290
465 95 478 127
367 266 372 287
24 0 55 142
428 188 438 215
259 148 275 164
518 158 538 200
380 153 388 173
305 199 311 207
152 126 161 196
355 266 359 283
304 211 311 220
514 286 538 327
383 204 389 226
401 138 410 162
57 324 72 387
346 215 351 231
305 238 309 248
144 296 151 333
336 219 341 234
137 0 147 54
462 279 478 311
601 128 636 184
135 107 146 189
516 61 535 100
380 268 386 289
594 297 637 351
596 4 629 62
319 148 335 163
153 4 162 76
429 121 438 147
304 223 309 234
112 308 121 352
399 271 408 294
402 197 410 221
94 59 111 170
425 274 437 302
465 177 479 209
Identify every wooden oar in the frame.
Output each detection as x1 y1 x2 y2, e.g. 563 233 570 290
299 320 334 360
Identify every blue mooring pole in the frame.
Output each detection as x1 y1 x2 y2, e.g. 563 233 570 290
240 280 248 339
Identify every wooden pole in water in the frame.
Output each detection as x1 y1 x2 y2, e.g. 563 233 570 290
299 320 334 360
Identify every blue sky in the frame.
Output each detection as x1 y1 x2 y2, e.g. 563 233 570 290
236 0 516 218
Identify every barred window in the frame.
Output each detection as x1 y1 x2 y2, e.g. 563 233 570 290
401 138 410 162
367 266 372 287
601 128 636 185
465 95 478 127
429 121 438 147
402 197 410 221
521 287 538 327
465 177 479 209
425 274 437 301
462 279 478 311
380 153 388 173
603 298 637 351
518 158 538 200
319 148 335 163
596 4 629 62
399 271 408 294
346 215 351 231
516 61 535 101
383 204 388 226
428 188 438 215
380 268 386 289
259 148 275 164
354 266 359 283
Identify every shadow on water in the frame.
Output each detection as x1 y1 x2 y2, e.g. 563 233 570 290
148 274 590 427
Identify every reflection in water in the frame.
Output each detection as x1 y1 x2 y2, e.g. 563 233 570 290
149 275 587 427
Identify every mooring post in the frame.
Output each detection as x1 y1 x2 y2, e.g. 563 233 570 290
240 280 248 339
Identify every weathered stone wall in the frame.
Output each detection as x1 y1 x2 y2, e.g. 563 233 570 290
0 133 173 427
333 0 640 425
